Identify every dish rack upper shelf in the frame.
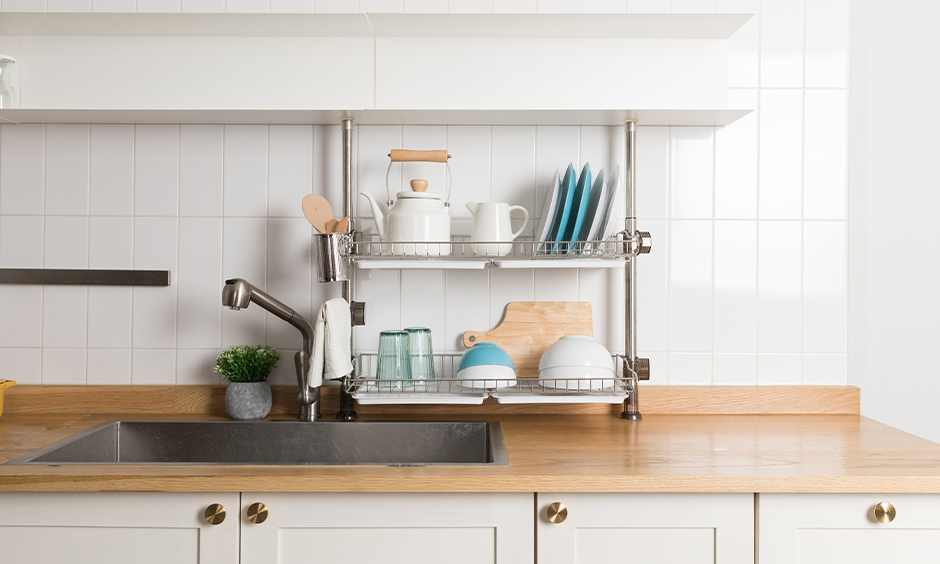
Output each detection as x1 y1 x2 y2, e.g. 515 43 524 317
346 231 650 270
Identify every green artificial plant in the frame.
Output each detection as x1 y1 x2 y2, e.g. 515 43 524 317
215 345 280 383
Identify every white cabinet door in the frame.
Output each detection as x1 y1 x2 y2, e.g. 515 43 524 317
0 492 239 564
759 493 940 564
240 492 534 564
537 493 754 564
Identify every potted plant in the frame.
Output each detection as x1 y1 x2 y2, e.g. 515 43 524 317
215 345 280 420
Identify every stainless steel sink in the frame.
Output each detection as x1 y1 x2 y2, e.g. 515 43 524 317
4 420 508 466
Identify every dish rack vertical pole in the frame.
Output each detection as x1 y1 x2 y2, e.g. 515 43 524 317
622 119 644 421
337 117 359 421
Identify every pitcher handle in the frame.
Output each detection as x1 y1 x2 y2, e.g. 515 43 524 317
509 205 530 240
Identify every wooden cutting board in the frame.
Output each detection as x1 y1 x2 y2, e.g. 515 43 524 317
462 301 593 379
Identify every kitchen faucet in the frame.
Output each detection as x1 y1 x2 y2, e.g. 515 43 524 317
222 278 319 421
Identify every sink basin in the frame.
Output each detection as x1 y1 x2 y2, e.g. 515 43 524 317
4 420 508 467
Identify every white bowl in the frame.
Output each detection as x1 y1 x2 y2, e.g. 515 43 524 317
538 335 614 390
456 364 516 390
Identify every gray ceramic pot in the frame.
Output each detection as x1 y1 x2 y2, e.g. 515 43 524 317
225 381 272 420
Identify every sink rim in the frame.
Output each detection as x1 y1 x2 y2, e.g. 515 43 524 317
4 419 509 467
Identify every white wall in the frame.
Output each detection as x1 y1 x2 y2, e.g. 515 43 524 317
849 0 940 442
0 0 849 389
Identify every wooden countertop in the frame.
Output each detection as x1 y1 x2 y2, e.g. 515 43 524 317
3 412 940 493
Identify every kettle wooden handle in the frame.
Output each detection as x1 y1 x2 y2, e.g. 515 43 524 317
389 149 450 163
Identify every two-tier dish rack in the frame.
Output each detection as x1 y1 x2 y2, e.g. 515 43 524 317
323 119 650 421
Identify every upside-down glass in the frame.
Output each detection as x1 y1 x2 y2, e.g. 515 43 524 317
376 330 411 390
405 327 435 382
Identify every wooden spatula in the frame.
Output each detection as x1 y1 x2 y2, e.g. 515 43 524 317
334 216 350 233
301 195 333 233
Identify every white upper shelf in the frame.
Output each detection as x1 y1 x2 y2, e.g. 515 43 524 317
0 108 753 127
0 12 752 39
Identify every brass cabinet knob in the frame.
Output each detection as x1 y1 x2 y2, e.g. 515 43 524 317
204 503 226 525
547 502 568 524
873 502 897 524
247 502 269 524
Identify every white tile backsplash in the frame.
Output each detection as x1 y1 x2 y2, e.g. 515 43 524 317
45 125 89 216
0 348 42 384
134 125 180 217
0 216 43 268
803 89 847 220
180 125 224 217
131 349 176 384
87 348 132 385
0 4 849 391
92 0 135 11
183 0 224 11
669 127 714 219
760 0 804 87
42 348 87 384
268 125 314 218
668 220 713 352
223 125 268 217
42 286 88 348
178 218 224 350
758 221 802 353
44 216 88 269
804 0 849 88
89 217 133 269
90 125 134 216
759 89 803 220
0 124 45 215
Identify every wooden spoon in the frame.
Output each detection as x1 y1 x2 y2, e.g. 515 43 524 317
334 216 350 233
325 218 339 233
301 194 333 233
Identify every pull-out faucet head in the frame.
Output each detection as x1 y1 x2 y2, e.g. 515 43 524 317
222 278 251 310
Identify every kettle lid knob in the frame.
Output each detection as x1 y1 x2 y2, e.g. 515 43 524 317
410 179 428 192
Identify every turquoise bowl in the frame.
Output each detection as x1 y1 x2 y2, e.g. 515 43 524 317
457 342 515 372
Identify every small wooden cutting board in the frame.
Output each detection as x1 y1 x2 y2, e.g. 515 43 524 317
462 301 593 379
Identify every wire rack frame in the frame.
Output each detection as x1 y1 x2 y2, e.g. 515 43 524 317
346 352 631 397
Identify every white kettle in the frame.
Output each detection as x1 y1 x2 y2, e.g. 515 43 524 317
360 179 451 256
466 202 529 256
359 149 454 257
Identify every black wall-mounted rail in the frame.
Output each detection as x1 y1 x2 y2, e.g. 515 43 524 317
0 269 170 286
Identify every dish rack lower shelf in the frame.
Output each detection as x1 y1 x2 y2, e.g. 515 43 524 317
347 353 630 405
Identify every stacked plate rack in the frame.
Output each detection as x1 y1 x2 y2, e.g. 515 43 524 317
346 353 631 405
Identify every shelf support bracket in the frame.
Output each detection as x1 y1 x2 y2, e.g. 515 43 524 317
337 117 359 422
622 119 646 421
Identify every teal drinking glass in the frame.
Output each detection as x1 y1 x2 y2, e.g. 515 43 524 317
405 327 435 382
376 330 411 390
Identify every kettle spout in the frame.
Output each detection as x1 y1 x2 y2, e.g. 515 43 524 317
359 192 387 240
465 201 481 216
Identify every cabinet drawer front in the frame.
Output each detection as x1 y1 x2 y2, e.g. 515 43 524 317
240 492 534 564
759 493 940 564
536 493 754 564
0 492 239 564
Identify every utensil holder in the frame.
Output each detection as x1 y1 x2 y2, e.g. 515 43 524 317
313 232 350 283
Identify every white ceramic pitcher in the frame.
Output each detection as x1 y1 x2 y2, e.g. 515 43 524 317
466 202 529 256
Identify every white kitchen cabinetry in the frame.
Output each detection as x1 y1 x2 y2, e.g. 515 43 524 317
239 492 534 564
536 493 754 564
758 493 940 564
0 492 239 564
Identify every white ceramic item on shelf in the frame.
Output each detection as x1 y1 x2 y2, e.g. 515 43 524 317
360 179 451 256
466 202 530 256
538 335 614 391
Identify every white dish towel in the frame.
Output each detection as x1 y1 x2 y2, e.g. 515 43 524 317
310 298 353 387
